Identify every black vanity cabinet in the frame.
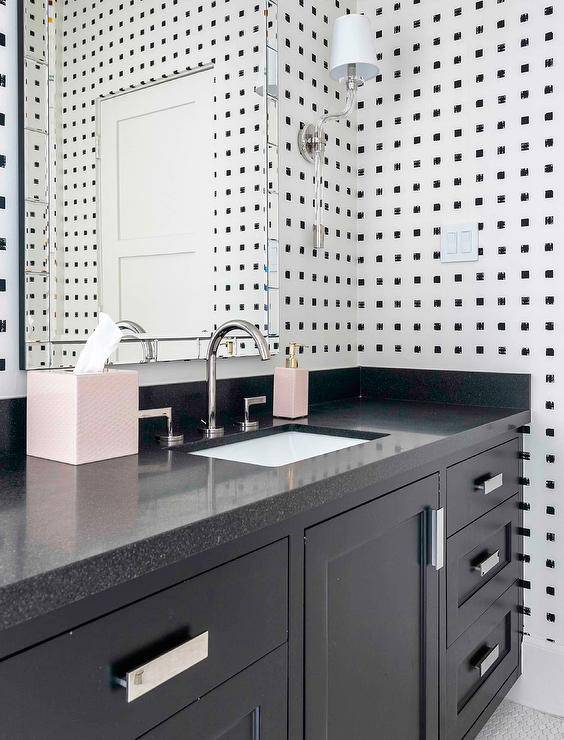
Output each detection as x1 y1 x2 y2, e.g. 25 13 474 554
305 475 440 740
0 431 523 739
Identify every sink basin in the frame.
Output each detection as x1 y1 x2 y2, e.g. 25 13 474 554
190 429 375 467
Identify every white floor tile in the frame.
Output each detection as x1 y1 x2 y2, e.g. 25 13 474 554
477 700 564 739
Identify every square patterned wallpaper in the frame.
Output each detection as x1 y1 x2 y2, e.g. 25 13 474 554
357 0 561 650
3 0 359 390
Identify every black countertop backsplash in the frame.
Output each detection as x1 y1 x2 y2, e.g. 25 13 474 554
0 365 530 455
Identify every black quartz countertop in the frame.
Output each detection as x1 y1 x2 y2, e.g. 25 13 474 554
0 396 529 632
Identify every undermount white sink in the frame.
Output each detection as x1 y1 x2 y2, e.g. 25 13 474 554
190 431 372 468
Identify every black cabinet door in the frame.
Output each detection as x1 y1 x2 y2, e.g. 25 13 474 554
305 475 440 740
141 646 287 739
0 541 287 740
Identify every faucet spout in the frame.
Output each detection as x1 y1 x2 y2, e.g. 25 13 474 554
116 320 158 363
201 320 270 438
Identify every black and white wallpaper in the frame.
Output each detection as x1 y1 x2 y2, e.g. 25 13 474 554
6 0 360 386
357 0 561 655
0 0 23 399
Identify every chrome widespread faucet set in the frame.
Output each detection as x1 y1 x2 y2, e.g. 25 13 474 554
199 320 271 439
137 320 271 446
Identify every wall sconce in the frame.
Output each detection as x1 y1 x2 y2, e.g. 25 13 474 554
298 14 379 249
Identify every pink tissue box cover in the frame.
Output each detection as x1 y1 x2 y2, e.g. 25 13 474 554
27 370 139 465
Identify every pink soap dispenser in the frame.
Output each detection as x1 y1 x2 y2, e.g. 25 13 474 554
273 342 309 419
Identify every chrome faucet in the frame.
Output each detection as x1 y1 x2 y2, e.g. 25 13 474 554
200 320 270 438
117 320 158 363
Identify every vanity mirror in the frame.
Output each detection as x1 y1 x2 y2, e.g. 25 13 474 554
20 0 279 369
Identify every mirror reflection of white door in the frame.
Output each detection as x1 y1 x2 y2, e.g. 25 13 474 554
97 66 215 362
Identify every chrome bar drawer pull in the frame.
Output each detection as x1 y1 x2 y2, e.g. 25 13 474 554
473 550 500 578
475 473 503 495
428 508 445 571
116 631 209 703
472 643 500 678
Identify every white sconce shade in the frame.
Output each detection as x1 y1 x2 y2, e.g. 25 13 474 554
330 14 379 83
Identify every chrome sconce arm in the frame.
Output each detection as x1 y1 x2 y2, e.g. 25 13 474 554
298 71 361 250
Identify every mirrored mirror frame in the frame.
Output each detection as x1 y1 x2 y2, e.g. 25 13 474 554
19 0 279 369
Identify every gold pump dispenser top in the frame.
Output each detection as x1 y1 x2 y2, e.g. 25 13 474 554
285 342 305 369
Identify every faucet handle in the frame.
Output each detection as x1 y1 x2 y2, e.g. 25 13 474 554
236 396 267 431
138 407 184 447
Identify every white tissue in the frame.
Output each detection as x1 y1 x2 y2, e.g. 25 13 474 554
73 313 123 374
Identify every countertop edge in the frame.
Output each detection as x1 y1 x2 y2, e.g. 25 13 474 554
0 407 530 633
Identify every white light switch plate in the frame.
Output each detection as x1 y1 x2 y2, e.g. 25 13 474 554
440 223 479 263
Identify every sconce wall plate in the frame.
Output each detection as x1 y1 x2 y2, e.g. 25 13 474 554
298 123 325 164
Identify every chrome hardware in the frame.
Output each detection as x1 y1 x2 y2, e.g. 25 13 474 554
475 473 503 495
472 643 500 678
116 631 209 703
199 419 225 439
199 320 271 438
138 407 184 447
236 396 267 431
117 320 158 363
428 508 445 571
27 331 268 347
473 550 500 578
298 123 326 165
298 66 362 249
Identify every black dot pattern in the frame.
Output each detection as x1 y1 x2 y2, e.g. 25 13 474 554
357 1 559 644
21 0 278 367
279 0 358 361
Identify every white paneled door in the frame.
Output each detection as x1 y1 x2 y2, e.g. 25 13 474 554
97 67 215 362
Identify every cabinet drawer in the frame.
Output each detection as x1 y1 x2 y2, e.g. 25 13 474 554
0 540 288 740
447 495 521 646
447 438 520 536
141 646 287 739
446 584 520 739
